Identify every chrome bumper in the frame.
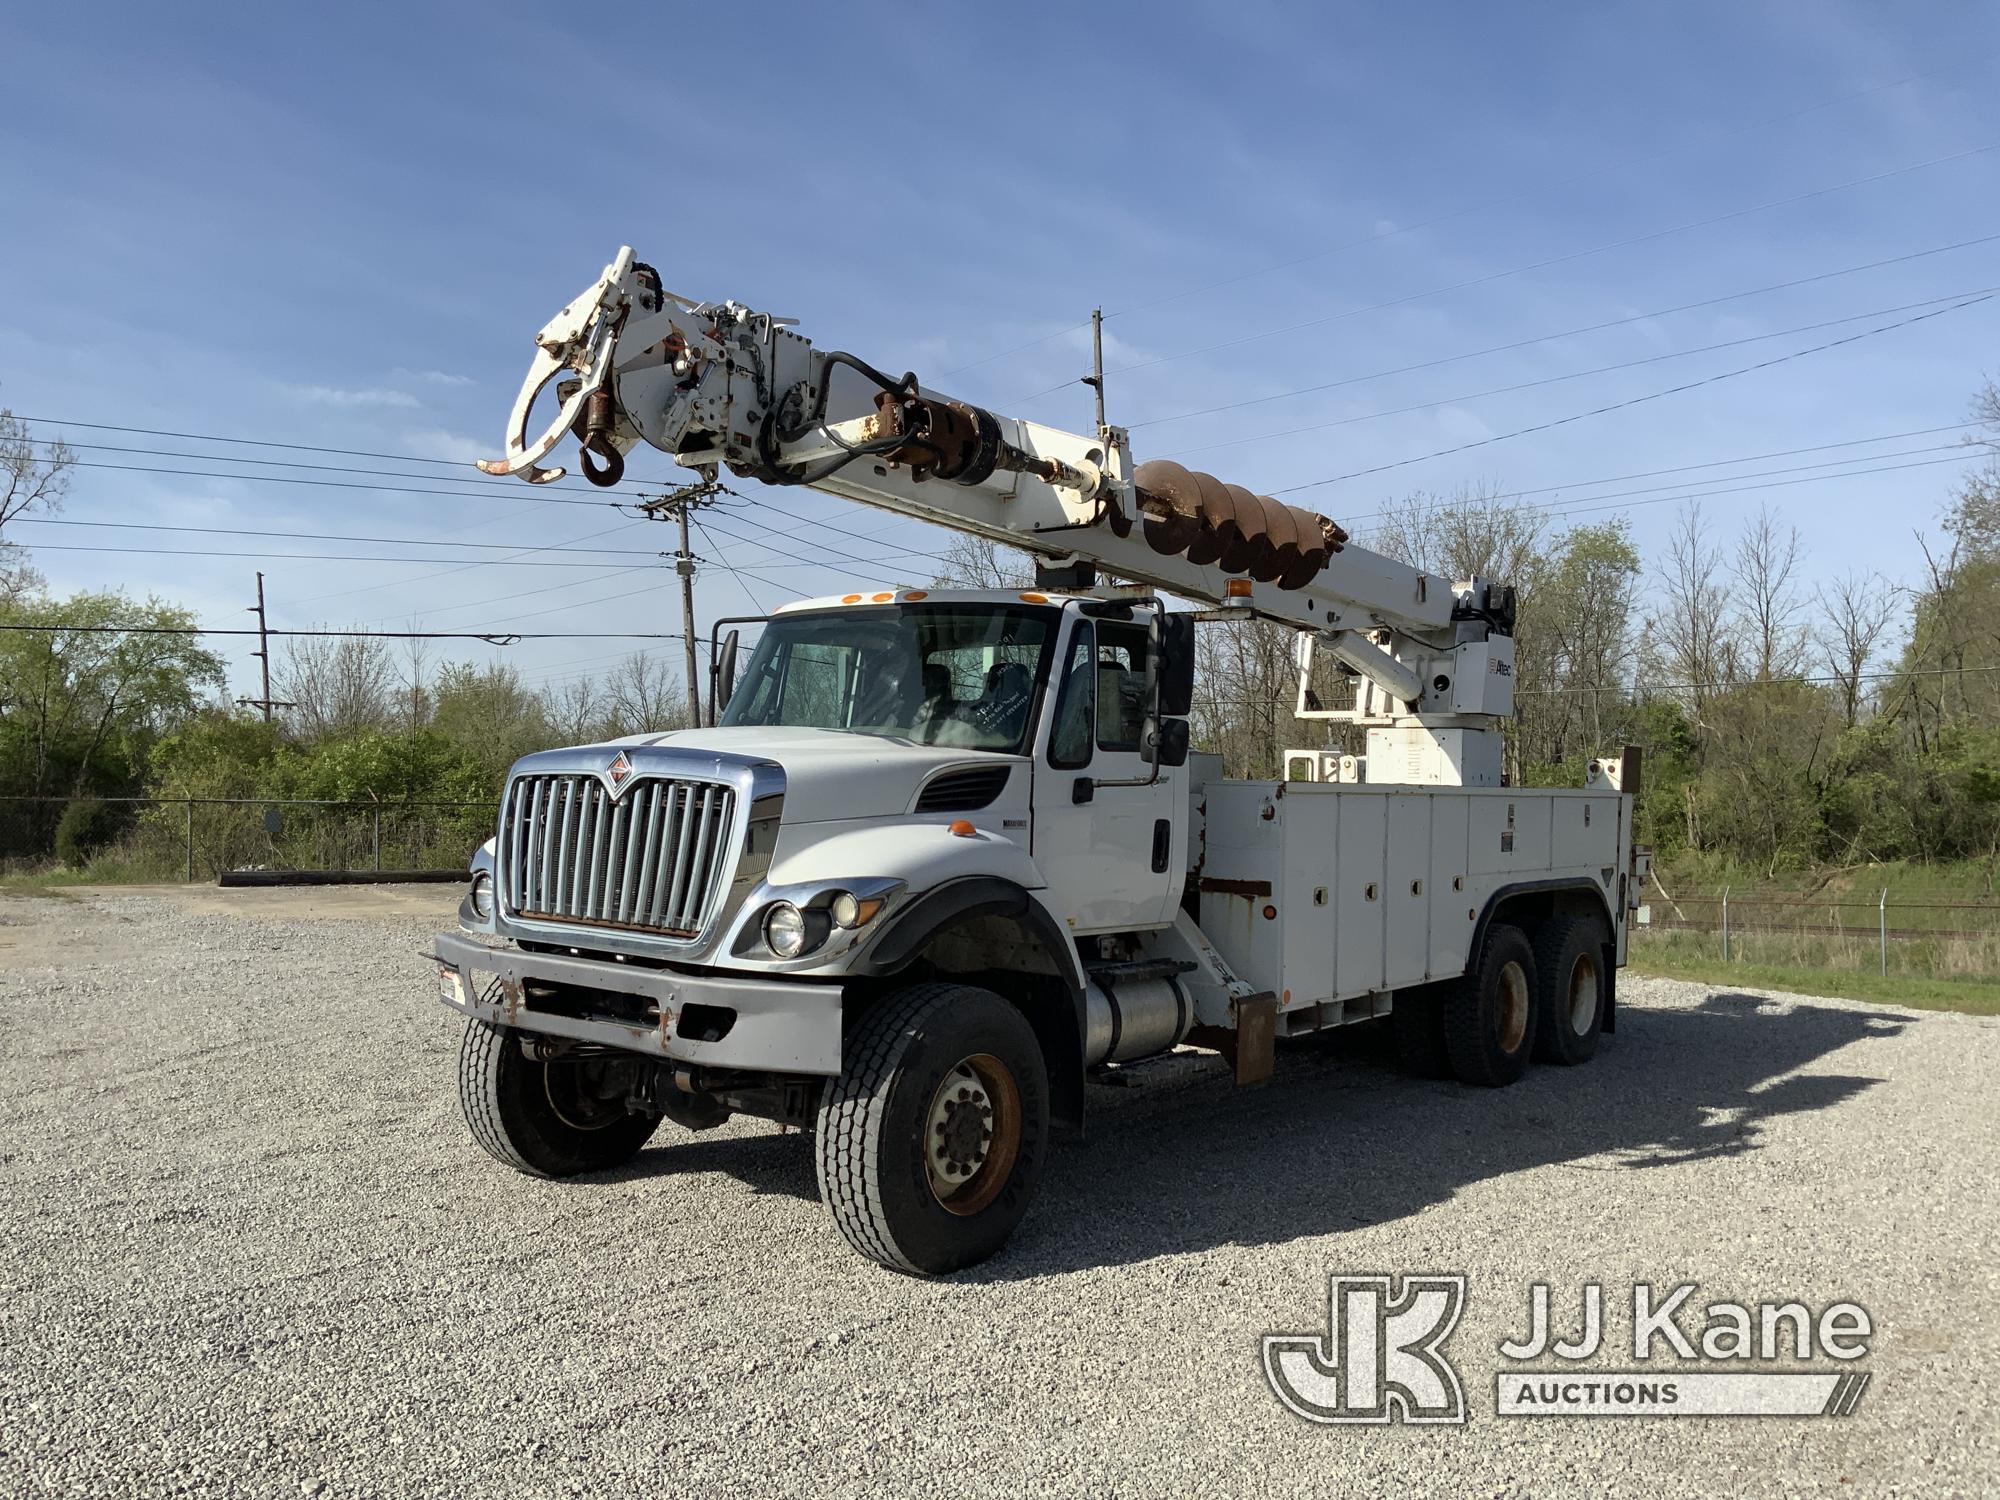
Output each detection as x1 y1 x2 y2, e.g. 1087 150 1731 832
431 931 843 1075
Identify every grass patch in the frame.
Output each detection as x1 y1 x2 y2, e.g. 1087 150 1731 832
0 852 188 889
1628 951 2000 1015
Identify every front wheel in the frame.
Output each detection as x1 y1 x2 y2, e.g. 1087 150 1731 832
458 1020 660 1177
815 983 1050 1276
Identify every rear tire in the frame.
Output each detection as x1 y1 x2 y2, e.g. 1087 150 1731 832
816 983 1049 1277
458 1020 660 1177
1444 923 1538 1088
1391 984 1452 1078
1531 915 1608 1066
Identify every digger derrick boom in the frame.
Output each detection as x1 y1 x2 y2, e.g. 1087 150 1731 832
480 247 1518 744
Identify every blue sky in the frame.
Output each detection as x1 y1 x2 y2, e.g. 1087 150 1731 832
2 1 1996 699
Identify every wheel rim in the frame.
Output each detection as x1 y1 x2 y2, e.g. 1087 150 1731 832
1495 961 1530 1054
923 1053 1022 1217
1568 953 1600 1035
542 1056 637 1132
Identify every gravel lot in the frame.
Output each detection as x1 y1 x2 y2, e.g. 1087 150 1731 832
2 886 1994 1498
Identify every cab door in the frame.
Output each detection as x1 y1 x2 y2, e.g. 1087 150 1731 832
1029 612 1184 934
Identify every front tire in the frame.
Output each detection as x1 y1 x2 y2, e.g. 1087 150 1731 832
1444 923 1538 1088
815 983 1050 1276
458 1020 660 1177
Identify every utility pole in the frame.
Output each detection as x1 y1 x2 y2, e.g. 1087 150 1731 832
1082 306 1107 433
675 501 700 724
236 571 295 721
639 479 726 725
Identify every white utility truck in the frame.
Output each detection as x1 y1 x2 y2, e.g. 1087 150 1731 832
435 249 1647 1275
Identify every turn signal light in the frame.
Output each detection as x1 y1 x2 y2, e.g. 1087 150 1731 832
948 820 978 838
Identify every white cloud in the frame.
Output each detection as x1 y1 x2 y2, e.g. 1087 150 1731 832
394 367 477 388
399 427 488 464
282 383 420 409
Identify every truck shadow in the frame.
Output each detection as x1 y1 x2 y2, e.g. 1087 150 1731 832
608 990 1911 1277
980 990 1908 1280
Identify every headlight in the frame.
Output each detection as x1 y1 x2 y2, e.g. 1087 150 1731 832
764 901 808 958
469 870 494 920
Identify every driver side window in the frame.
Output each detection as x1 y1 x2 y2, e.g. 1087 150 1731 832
1048 624 1094 769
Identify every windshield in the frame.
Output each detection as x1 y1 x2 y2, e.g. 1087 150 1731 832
719 604 1056 752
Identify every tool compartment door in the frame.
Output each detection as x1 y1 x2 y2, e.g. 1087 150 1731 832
1332 793 1387 998
1383 794 1431 990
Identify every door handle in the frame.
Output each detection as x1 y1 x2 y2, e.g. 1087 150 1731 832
1151 818 1171 873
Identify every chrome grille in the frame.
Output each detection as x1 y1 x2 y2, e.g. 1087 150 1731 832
501 774 737 937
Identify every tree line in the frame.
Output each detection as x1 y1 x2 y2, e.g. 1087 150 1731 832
1194 383 2000 875
1 387 1996 878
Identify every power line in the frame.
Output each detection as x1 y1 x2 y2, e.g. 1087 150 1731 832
11 417 651 494
1160 286 2000 463
1332 423 1979 523
1520 663 2000 697
0 623 695 642
9 515 658 557
1269 292 1996 495
1129 233 2000 431
936 46 1999 381
1344 450 1978 537
1004 139 2000 404
690 512 776 614
357 564 668 626
1188 661 2000 715
43 456 629 509
8 541 662 569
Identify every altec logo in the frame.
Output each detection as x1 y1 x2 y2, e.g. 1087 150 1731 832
1263 1275 1468 1425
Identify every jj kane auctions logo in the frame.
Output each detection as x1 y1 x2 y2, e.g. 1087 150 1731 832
1264 1275 1873 1423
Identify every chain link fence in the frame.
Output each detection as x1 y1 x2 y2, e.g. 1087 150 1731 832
1635 887 2000 981
0 795 498 882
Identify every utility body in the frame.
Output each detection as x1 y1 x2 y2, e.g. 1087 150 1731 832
435 250 1650 1274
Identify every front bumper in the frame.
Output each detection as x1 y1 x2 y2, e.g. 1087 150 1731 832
431 931 843 1075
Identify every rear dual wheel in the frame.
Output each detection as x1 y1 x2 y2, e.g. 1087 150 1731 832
1443 922 1538 1088
1532 915 1608 1066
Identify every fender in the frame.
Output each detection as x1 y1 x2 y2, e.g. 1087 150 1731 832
852 876 1088 1129
1470 877 1620 1035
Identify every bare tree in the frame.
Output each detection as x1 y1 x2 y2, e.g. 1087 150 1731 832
1191 615 1315 778
1363 481 1546 585
603 652 689 735
1814 569 1896 725
0 406 73 600
1648 501 1733 712
541 676 606 744
1733 505 1808 680
397 632 435 729
931 534 1035 589
274 633 396 740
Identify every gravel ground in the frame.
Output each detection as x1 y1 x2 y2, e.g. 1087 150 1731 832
1 887 1994 1498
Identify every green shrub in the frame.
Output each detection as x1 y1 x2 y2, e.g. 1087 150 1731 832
54 798 126 867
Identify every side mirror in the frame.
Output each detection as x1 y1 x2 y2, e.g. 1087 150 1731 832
1158 613 1195 718
1140 715 1190 768
709 629 740 727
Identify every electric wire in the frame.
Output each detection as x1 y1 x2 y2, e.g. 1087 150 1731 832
937 46 2000 379
1004 140 2000 404
1269 292 1996 495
